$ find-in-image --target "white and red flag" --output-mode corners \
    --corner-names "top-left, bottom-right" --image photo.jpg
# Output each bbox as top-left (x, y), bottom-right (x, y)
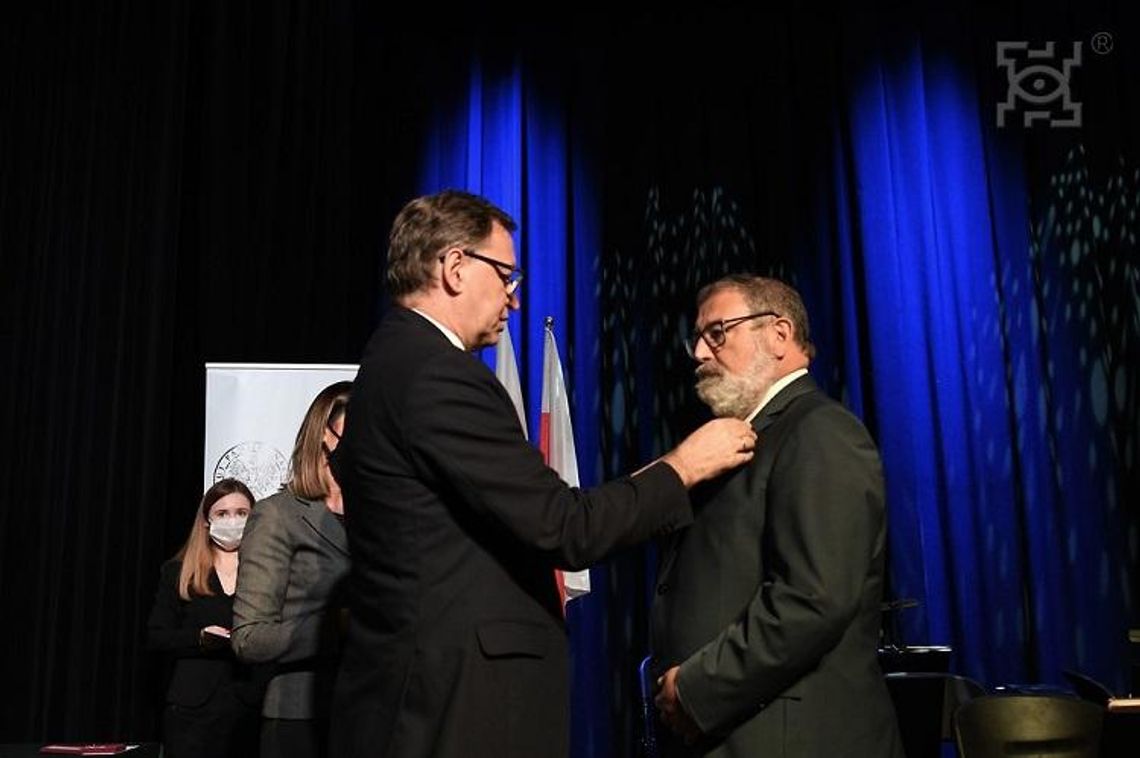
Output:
top-left (494, 324), bottom-right (528, 440)
top-left (539, 318), bottom-right (591, 604)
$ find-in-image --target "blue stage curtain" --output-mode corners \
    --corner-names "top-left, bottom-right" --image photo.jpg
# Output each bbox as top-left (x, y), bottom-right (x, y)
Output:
top-left (414, 15), bottom-right (1138, 758)
top-left (833, 28), bottom-right (1135, 691)
top-left (416, 51), bottom-right (614, 758)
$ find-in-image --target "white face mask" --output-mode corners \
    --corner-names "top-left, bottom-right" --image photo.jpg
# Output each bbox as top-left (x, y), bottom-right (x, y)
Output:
top-left (209, 516), bottom-right (247, 551)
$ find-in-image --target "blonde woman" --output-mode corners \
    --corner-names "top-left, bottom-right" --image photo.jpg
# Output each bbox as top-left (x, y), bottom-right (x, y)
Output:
top-left (147, 478), bottom-right (262, 758)
top-left (232, 381), bottom-right (352, 758)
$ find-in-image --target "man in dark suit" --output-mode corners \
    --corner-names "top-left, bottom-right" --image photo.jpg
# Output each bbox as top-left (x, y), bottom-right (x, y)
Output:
top-left (329, 190), bottom-right (758, 758)
top-left (652, 275), bottom-right (904, 757)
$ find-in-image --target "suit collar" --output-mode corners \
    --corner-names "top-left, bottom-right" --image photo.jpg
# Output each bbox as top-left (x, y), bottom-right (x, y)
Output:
top-left (752, 372), bottom-right (818, 432)
top-left (389, 305), bottom-right (456, 350)
top-left (388, 306), bottom-right (492, 373)
top-left (409, 307), bottom-right (465, 350)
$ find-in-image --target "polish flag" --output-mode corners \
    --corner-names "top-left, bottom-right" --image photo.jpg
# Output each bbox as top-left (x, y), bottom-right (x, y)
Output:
top-left (494, 323), bottom-right (528, 440)
top-left (540, 318), bottom-right (591, 604)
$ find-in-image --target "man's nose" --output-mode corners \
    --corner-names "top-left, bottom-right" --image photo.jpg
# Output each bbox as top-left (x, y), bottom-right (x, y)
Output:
top-left (508, 290), bottom-right (521, 310)
top-left (692, 336), bottom-right (712, 362)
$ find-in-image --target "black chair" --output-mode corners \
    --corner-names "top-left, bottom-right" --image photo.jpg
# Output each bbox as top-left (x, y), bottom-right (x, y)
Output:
top-left (884, 672), bottom-right (985, 758)
top-left (1063, 669), bottom-right (1140, 758)
top-left (1063, 669), bottom-right (1114, 707)
top-left (954, 695), bottom-right (1103, 758)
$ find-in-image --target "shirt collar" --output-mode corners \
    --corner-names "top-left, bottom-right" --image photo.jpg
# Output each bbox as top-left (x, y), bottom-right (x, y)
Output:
top-left (744, 367), bottom-right (809, 423)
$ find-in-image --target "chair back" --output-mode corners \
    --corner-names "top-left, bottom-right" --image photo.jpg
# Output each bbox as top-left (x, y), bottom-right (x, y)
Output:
top-left (885, 672), bottom-right (985, 758)
top-left (1062, 669), bottom-right (1114, 706)
top-left (954, 694), bottom-right (1103, 758)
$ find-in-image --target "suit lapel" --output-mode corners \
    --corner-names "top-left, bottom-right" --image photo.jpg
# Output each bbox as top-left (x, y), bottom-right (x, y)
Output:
top-left (656, 530), bottom-right (685, 587)
top-left (655, 466), bottom-right (733, 586)
top-left (298, 498), bottom-right (349, 555)
top-left (658, 375), bottom-right (819, 585)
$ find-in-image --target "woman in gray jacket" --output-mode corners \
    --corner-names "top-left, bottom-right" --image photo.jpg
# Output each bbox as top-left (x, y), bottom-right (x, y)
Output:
top-left (232, 381), bottom-right (352, 758)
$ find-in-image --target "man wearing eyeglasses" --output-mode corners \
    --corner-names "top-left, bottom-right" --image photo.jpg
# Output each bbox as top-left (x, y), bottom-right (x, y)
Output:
top-left (651, 275), bottom-right (903, 757)
top-left (329, 190), bottom-right (758, 758)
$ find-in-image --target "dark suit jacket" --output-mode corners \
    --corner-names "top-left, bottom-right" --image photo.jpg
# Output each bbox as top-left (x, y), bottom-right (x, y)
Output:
top-left (232, 490), bottom-right (350, 719)
top-left (147, 559), bottom-right (263, 709)
top-left (330, 306), bottom-right (692, 758)
top-left (651, 375), bottom-right (904, 758)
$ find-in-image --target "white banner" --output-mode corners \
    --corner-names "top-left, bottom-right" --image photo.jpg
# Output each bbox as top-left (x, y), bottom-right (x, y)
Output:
top-left (204, 363), bottom-right (358, 501)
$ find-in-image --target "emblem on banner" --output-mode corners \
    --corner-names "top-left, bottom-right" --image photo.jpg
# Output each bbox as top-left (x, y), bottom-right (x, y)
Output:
top-left (213, 441), bottom-right (288, 501)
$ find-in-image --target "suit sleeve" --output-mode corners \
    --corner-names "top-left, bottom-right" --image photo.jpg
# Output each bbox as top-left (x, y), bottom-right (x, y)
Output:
top-left (231, 498), bottom-right (322, 663)
top-left (401, 356), bottom-right (692, 569)
top-left (675, 405), bottom-right (885, 735)
top-left (146, 560), bottom-right (200, 653)
top-left (146, 559), bottom-right (227, 658)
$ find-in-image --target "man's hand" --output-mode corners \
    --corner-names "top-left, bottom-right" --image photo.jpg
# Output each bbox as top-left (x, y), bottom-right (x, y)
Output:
top-left (662, 418), bottom-right (756, 487)
top-left (655, 666), bottom-right (701, 744)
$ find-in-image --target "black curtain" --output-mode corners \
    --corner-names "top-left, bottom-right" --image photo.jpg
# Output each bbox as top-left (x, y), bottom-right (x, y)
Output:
top-left (0, 0), bottom-right (423, 741)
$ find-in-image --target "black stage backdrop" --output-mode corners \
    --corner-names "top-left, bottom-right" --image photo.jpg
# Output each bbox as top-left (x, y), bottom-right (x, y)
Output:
top-left (2, 3), bottom-right (1138, 755)
top-left (0, 0), bottom-right (419, 741)
top-left (0, 2), bottom-right (606, 743)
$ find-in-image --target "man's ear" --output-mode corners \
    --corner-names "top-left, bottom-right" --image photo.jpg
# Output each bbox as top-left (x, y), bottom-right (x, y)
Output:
top-left (770, 317), bottom-right (793, 358)
top-left (439, 248), bottom-right (465, 295)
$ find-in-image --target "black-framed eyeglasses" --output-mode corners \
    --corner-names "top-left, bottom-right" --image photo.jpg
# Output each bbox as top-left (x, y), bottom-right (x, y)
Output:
top-left (685, 311), bottom-right (780, 357)
top-left (462, 249), bottom-right (524, 295)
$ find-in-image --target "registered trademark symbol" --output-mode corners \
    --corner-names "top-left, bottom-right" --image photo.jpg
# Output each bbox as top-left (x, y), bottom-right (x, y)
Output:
top-left (1091, 32), bottom-right (1113, 55)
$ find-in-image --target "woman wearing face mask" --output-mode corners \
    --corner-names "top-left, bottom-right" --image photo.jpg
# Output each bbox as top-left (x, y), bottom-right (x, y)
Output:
top-left (232, 381), bottom-right (352, 758)
top-left (147, 478), bottom-right (263, 758)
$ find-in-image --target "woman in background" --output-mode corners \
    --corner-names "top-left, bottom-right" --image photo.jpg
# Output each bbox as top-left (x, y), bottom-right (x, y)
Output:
top-left (232, 381), bottom-right (352, 758)
top-left (147, 478), bottom-right (262, 758)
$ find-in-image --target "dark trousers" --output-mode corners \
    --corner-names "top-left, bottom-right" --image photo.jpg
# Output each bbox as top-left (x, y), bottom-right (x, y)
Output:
top-left (261, 717), bottom-right (327, 758)
top-left (162, 686), bottom-right (259, 758)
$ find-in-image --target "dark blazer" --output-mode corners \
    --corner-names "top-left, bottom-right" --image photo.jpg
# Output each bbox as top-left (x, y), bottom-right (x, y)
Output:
top-left (147, 559), bottom-right (263, 708)
top-left (651, 374), bottom-right (904, 758)
top-left (231, 490), bottom-right (350, 719)
top-left (330, 306), bottom-right (693, 758)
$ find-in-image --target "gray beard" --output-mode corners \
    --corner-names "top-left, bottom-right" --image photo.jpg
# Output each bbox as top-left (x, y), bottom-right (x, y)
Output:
top-left (695, 366), bottom-right (765, 419)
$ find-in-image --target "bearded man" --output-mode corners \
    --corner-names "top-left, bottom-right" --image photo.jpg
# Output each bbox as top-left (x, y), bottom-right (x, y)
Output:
top-left (650, 275), bottom-right (904, 758)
